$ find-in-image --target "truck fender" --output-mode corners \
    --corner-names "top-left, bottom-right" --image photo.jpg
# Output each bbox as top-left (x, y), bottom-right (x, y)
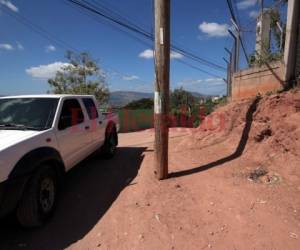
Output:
top-left (0, 148), bottom-right (65, 217)
top-left (9, 147), bottom-right (65, 180)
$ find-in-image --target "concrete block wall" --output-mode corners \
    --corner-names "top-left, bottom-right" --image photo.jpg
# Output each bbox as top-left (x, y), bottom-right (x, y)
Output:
top-left (295, 19), bottom-right (300, 77)
top-left (231, 61), bottom-right (285, 100)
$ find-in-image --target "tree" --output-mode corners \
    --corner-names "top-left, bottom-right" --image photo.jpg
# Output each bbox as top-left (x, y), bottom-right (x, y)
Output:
top-left (170, 87), bottom-right (196, 114)
top-left (48, 51), bottom-right (109, 104)
top-left (123, 98), bottom-right (154, 109)
top-left (169, 87), bottom-right (199, 127)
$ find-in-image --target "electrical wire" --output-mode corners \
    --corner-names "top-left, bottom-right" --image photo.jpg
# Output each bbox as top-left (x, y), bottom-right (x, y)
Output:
top-left (176, 60), bottom-right (224, 79)
top-left (66, 0), bottom-right (226, 72)
top-left (226, 0), bottom-right (250, 65)
top-left (66, 0), bottom-right (224, 78)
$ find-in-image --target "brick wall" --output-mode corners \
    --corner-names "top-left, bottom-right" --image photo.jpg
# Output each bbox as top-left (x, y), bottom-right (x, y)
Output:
top-left (231, 61), bottom-right (285, 100)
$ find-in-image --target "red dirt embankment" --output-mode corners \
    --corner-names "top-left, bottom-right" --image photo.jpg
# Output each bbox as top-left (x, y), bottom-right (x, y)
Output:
top-left (177, 89), bottom-right (300, 184)
top-left (75, 89), bottom-right (300, 250)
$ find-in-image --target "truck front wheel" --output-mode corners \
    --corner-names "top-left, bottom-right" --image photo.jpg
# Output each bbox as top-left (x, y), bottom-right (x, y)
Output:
top-left (17, 164), bottom-right (58, 227)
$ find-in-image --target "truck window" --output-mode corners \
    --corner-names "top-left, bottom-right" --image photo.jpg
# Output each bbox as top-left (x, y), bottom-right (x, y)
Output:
top-left (58, 99), bottom-right (84, 130)
top-left (0, 98), bottom-right (59, 130)
top-left (82, 98), bottom-right (99, 120)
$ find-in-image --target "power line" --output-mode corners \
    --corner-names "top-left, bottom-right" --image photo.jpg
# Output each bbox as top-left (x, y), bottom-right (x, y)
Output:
top-left (171, 45), bottom-right (226, 71)
top-left (66, 0), bottom-right (223, 77)
top-left (150, 0), bottom-right (155, 46)
top-left (232, 0), bottom-right (241, 26)
top-left (64, 0), bottom-right (226, 77)
top-left (226, 0), bottom-right (250, 65)
top-left (68, 0), bottom-right (153, 39)
top-left (176, 60), bottom-right (224, 79)
top-left (114, 0), bottom-right (226, 71)
top-left (90, 0), bottom-right (225, 79)
top-left (239, 36), bottom-right (250, 64)
top-left (91, 0), bottom-right (153, 36)
top-left (1, 0), bottom-right (225, 82)
top-left (66, 0), bottom-right (226, 72)
top-left (64, 0), bottom-right (153, 49)
top-left (226, 0), bottom-right (237, 24)
top-left (0, 5), bottom-right (78, 53)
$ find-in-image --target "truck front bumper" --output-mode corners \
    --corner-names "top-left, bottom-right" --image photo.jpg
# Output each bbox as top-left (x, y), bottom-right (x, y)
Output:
top-left (0, 176), bottom-right (29, 219)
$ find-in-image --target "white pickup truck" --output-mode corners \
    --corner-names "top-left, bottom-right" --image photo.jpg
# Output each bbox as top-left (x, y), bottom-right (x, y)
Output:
top-left (0, 95), bottom-right (119, 227)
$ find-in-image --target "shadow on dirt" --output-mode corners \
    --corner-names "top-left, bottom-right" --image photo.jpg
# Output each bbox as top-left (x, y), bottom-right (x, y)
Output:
top-left (169, 97), bottom-right (260, 178)
top-left (0, 147), bottom-right (145, 250)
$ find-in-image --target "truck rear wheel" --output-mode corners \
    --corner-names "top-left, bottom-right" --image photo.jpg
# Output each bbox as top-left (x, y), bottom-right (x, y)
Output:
top-left (102, 126), bottom-right (118, 159)
top-left (17, 164), bottom-right (58, 227)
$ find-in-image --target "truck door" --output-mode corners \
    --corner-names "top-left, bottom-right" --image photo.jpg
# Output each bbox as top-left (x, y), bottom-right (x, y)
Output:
top-left (55, 98), bottom-right (92, 170)
top-left (82, 97), bottom-right (105, 150)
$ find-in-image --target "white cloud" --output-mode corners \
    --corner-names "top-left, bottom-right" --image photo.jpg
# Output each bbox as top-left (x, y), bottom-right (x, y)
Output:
top-left (249, 10), bottom-right (259, 18)
top-left (177, 78), bottom-right (226, 95)
top-left (206, 78), bottom-right (223, 83)
top-left (198, 22), bottom-right (229, 37)
top-left (122, 75), bottom-right (139, 81)
top-left (139, 49), bottom-right (183, 59)
top-left (178, 78), bottom-right (224, 86)
top-left (170, 51), bottom-right (184, 59)
top-left (16, 42), bottom-right (24, 50)
top-left (237, 0), bottom-right (257, 10)
top-left (183, 79), bottom-right (203, 85)
top-left (0, 0), bottom-right (18, 12)
top-left (26, 62), bottom-right (70, 79)
top-left (0, 43), bottom-right (14, 50)
top-left (139, 49), bottom-right (154, 59)
top-left (45, 45), bottom-right (56, 52)
top-left (0, 42), bottom-right (24, 51)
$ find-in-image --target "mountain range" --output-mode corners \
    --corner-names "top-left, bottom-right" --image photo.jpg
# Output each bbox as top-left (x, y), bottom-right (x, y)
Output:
top-left (109, 91), bottom-right (210, 107)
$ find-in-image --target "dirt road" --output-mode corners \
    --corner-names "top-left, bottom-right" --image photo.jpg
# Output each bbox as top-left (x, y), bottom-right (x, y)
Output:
top-left (0, 130), bottom-right (299, 250)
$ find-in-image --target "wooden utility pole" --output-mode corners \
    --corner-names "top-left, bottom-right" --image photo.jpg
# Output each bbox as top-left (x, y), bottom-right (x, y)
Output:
top-left (154, 0), bottom-right (170, 180)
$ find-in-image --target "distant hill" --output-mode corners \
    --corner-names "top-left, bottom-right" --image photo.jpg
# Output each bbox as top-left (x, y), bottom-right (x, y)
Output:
top-left (109, 91), bottom-right (153, 107)
top-left (109, 91), bottom-right (210, 107)
top-left (189, 91), bottom-right (211, 99)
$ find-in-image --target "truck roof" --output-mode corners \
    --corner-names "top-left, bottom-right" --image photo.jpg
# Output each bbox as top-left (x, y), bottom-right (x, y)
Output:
top-left (0, 94), bottom-right (95, 99)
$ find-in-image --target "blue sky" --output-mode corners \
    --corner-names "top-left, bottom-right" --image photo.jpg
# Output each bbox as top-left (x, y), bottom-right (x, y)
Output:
top-left (0, 0), bottom-right (273, 96)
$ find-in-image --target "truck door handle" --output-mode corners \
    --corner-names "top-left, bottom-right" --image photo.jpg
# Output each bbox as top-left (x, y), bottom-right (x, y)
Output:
top-left (85, 126), bottom-right (90, 130)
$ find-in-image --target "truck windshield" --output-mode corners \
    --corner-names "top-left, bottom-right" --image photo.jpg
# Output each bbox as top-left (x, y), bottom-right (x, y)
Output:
top-left (0, 98), bottom-right (59, 131)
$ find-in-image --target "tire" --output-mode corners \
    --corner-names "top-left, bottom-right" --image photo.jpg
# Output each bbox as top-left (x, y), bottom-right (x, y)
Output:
top-left (102, 127), bottom-right (118, 159)
top-left (17, 164), bottom-right (58, 227)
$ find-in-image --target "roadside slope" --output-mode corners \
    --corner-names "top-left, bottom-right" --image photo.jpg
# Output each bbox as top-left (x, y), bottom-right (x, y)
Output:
top-left (71, 89), bottom-right (300, 249)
